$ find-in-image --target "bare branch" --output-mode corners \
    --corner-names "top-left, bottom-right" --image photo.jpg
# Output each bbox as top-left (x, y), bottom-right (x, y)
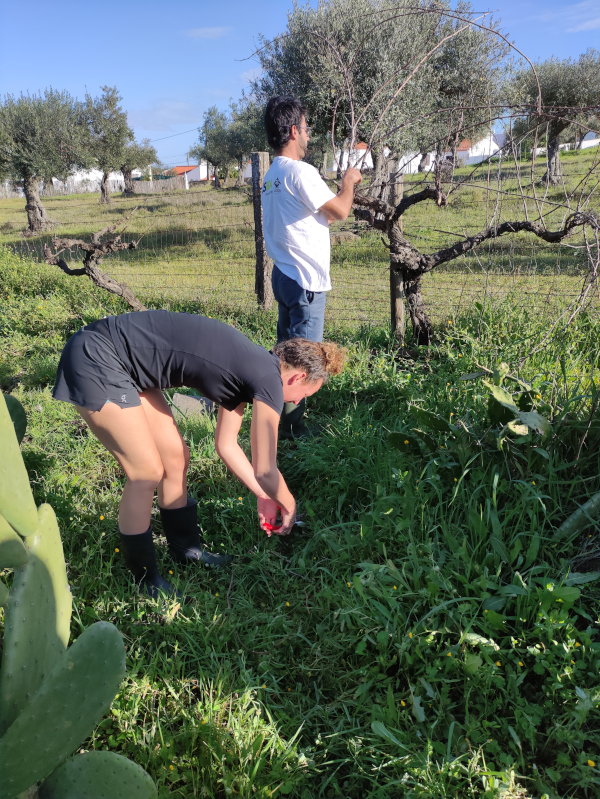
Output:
top-left (43, 228), bottom-right (146, 311)
top-left (424, 212), bottom-right (600, 272)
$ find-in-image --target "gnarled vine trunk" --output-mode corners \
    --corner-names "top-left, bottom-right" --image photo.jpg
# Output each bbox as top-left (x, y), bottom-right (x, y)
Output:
top-left (23, 175), bottom-right (53, 233)
top-left (388, 223), bottom-right (433, 345)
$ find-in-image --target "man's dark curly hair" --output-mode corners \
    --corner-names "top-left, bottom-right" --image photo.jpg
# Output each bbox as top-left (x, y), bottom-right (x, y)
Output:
top-left (264, 96), bottom-right (307, 151)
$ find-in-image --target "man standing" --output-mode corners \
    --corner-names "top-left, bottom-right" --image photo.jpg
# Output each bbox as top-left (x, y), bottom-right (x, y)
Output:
top-left (262, 95), bottom-right (361, 438)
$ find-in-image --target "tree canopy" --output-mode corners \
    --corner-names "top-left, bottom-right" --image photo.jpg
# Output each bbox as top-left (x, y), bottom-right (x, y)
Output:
top-left (189, 103), bottom-right (267, 187)
top-left (512, 49), bottom-right (600, 183)
top-left (120, 139), bottom-right (158, 195)
top-left (0, 89), bottom-right (89, 231)
top-left (188, 107), bottom-right (231, 188)
top-left (252, 0), bottom-right (507, 178)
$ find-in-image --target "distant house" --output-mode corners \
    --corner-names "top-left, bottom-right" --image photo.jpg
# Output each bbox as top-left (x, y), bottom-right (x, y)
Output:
top-left (442, 132), bottom-right (502, 166)
top-left (168, 163), bottom-right (211, 181)
top-left (329, 132), bottom-right (503, 177)
top-left (580, 131), bottom-right (600, 150)
top-left (333, 142), bottom-right (374, 171)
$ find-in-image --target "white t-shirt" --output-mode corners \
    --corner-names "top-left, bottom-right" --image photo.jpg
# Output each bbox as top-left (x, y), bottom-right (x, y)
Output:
top-left (261, 156), bottom-right (336, 292)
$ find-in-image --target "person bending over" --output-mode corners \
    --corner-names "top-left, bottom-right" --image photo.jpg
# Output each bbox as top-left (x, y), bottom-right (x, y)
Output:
top-left (53, 309), bottom-right (345, 596)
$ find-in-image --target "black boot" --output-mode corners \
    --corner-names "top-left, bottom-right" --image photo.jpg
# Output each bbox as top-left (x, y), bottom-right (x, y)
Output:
top-left (159, 499), bottom-right (232, 567)
top-left (119, 528), bottom-right (177, 599)
top-left (279, 399), bottom-right (312, 440)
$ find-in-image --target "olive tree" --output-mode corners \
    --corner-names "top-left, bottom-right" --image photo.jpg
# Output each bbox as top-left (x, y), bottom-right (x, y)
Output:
top-left (0, 89), bottom-right (89, 233)
top-left (188, 107), bottom-right (231, 188)
top-left (227, 99), bottom-right (268, 187)
top-left (83, 86), bottom-right (133, 203)
top-left (512, 49), bottom-right (600, 184)
top-left (120, 139), bottom-right (158, 195)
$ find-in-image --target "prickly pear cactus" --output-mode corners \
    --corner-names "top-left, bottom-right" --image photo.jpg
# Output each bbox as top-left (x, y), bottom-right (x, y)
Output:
top-left (39, 751), bottom-right (157, 799)
top-left (2, 393), bottom-right (27, 444)
top-left (0, 396), bottom-right (157, 799)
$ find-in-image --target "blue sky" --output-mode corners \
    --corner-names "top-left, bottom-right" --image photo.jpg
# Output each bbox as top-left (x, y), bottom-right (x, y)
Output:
top-left (1, 1), bottom-right (599, 167)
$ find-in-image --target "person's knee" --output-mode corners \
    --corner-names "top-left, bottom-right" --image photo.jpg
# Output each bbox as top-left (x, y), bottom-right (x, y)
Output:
top-left (161, 441), bottom-right (190, 480)
top-left (125, 463), bottom-right (165, 490)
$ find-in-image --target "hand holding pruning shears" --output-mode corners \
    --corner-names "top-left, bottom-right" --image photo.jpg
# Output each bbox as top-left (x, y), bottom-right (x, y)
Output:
top-left (257, 496), bottom-right (296, 536)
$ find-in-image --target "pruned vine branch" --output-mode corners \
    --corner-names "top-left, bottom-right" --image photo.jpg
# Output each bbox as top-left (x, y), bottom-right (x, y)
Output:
top-left (425, 211), bottom-right (600, 273)
top-left (43, 220), bottom-right (146, 311)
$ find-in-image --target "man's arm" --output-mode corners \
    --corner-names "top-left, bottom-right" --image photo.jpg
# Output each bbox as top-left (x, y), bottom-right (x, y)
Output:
top-left (319, 167), bottom-right (362, 221)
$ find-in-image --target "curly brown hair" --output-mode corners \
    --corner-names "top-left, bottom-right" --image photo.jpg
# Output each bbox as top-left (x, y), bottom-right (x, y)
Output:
top-left (273, 339), bottom-right (346, 382)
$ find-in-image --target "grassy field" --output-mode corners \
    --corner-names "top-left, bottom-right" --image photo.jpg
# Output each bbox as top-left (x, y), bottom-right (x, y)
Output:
top-left (0, 147), bottom-right (598, 332)
top-left (1, 150), bottom-right (599, 798)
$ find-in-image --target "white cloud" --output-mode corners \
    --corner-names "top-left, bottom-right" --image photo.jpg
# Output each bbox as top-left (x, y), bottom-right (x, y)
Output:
top-left (567, 15), bottom-right (600, 31)
top-left (185, 26), bottom-right (231, 39)
top-left (538, 1), bottom-right (600, 33)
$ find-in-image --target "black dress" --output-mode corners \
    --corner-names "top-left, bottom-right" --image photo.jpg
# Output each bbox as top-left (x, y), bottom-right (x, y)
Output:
top-left (53, 310), bottom-right (284, 413)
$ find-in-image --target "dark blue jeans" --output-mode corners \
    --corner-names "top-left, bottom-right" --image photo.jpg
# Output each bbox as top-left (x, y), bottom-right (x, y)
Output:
top-left (272, 265), bottom-right (327, 343)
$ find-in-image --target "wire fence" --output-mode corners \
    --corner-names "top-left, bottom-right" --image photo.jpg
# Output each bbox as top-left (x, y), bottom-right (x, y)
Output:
top-left (2, 168), bottom-right (599, 334)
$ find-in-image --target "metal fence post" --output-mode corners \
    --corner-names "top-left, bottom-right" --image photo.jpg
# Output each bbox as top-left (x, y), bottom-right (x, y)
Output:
top-left (251, 152), bottom-right (274, 309)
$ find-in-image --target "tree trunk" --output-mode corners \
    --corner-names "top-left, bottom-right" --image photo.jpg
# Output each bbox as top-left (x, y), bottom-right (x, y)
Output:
top-left (372, 147), bottom-right (389, 191)
top-left (235, 158), bottom-right (246, 188)
top-left (388, 222), bottom-right (434, 346)
top-left (318, 146), bottom-right (328, 178)
top-left (417, 150), bottom-right (431, 172)
top-left (23, 175), bottom-right (54, 233)
top-left (86, 263), bottom-right (145, 310)
top-left (100, 171), bottom-right (111, 203)
top-left (122, 168), bottom-right (135, 195)
top-left (403, 273), bottom-right (433, 345)
top-left (543, 133), bottom-right (562, 185)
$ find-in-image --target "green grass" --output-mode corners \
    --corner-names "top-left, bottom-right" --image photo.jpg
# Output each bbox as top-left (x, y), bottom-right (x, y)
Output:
top-left (1, 148), bottom-right (598, 333)
top-left (1, 244), bottom-right (600, 798)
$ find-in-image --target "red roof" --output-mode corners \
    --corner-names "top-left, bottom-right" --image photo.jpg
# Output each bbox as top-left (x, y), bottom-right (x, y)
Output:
top-left (171, 166), bottom-right (196, 175)
top-left (456, 140), bottom-right (472, 151)
top-left (355, 142), bottom-right (369, 150)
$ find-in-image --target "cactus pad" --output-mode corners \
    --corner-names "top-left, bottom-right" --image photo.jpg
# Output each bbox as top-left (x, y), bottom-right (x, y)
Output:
top-left (0, 513), bottom-right (28, 569)
top-left (0, 395), bottom-right (37, 537)
top-left (40, 750), bottom-right (158, 799)
top-left (0, 505), bottom-right (72, 735)
top-left (0, 622), bottom-right (126, 799)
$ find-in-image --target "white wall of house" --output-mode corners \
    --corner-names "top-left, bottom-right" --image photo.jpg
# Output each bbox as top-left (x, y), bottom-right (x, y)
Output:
top-left (51, 168), bottom-right (126, 192)
top-left (444, 133), bottom-right (500, 166)
top-left (333, 146), bottom-right (374, 171)
top-left (580, 131), bottom-right (600, 150)
top-left (186, 163), bottom-right (210, 181)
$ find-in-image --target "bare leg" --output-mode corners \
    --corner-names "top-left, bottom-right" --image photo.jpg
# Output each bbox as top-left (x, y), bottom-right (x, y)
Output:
top-left (77, 400), bottom-right (167, 534)
top-left (139, 390), bottom-right (190, 509)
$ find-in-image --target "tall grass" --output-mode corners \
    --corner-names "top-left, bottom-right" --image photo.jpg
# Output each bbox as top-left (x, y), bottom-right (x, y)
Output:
top-left (1, 243), bottom-right (599, 798)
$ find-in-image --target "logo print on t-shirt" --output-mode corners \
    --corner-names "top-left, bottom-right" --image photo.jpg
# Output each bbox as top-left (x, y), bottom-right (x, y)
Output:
top-left (274, 178), bottom-right (281, 188)
top-left (120, 394), bottom-right (127, 403)
top-left (263, 180), bottom-right (272, 193)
